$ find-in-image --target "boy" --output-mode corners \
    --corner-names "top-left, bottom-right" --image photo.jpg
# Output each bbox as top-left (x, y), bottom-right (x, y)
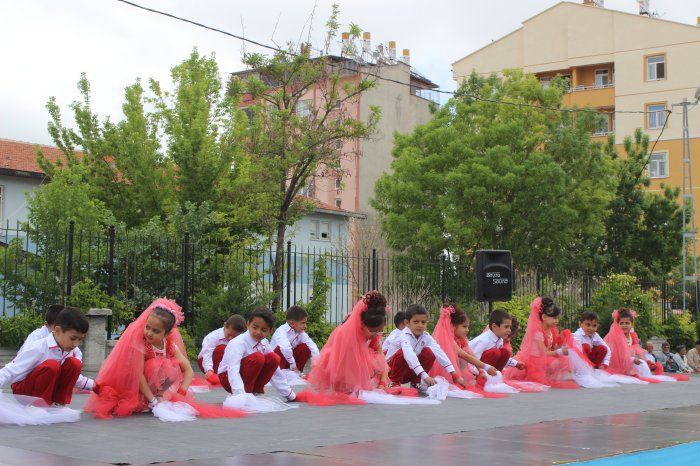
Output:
top-left (0, 307), bottom-right (89, 406)
top-left (470, 309), bottom-right (525, 373)
top-left (271, 306), bottom-right (320, 373)
top-left (218, 307), bottom-right (296, 401)
top-left (198, 314), bottom-right (246, 384)
top-left (382, 311), bottom-right (406, 353)
top-left (385, 304), bottom-right (464, 388)
top-left (572, 311), bottom-right (610, 369)
top-left (17, 304), bottom-right (64, 355)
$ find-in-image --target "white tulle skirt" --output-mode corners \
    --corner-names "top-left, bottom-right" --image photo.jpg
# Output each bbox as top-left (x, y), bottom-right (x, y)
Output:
top-left (0, 393), bottom-right (81, 426)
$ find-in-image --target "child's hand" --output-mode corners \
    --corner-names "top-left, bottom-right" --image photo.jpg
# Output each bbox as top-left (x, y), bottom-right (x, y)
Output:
top-left (560, 347), bottom-right (569, 356)
top-left (92, 382), bottom-right (101, 394)
top-left (515, 362), bottom-right (526, 370)
top-left (487, 366), bottom-right (498, 376)
top-left (599, 364), bottom-right (608, 370)
top-left (649, 363), bottom-right (657, 371)
top-left (633, 357), bottom-right (642, 365)
top-left (453, 376), bottom-right (466, 388)
top-left (423, 376), bottom-right (437, 386)
top-left (205, 370), bottom-right (220, 385)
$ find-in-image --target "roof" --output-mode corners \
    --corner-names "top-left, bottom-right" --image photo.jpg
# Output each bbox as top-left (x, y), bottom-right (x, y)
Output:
top-left (0, 138), bottom-right (69, 179)
top-left (299, 196), bottom-right (367, 219)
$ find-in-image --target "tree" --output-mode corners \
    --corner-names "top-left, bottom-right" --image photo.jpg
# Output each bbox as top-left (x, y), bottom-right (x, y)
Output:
top-left (372, 70), bottom-right (616, 271)
top-left (601, 128), bottom-right (683, 281)
top-left (227, 6), bottom-right (380, 310)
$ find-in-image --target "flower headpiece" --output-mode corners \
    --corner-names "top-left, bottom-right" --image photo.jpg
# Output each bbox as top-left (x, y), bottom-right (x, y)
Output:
top-left (612, 308), bottom-right (637, 323)
top-left (440, 303), bottom-right (456, 317)
top-left (147, 297), bottom-right (184, 326)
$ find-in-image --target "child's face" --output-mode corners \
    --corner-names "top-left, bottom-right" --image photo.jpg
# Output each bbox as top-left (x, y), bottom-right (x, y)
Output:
top-left (407, 313), bottom-right (429, 337)
top-left (223, 325), bottom-right (240, 341)
top-left (541, 314), bottom-right (559, 329)
top-left (491, 319), bottom-right (512, 339)
top-left (53, 326), bottom-right (85, 352)
top-left (247, 316), bottom-right (271, 342)
top-left (397, 321), bottom-right (406, 330)
top-left (579, 319), bottom-right (599, 337)
top-left (361, 323), bottom-right (385, 340)
top-left (453, 320), bottom-right (470, 340)
top-left (44, 321), bottom-right (55, 330)
top-left (289, 317), bottom-right (308, 333)
top-left (618, 317), bottom-right (633, 335)
top-left (505, 327), bottom-right (519, 343)
top-left (144, 314), bottom-right (168, 347)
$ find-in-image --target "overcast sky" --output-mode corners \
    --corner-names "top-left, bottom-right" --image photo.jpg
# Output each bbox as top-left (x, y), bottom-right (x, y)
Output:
top-left (1, 0), bottom-right (697, 146)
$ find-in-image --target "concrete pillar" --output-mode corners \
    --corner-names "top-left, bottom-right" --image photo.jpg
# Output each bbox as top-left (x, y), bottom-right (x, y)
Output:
top-left (83, 308), bottom-right (112, 372)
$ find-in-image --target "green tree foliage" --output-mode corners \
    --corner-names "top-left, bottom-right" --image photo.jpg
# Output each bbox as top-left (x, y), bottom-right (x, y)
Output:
top-left (372, 71), bottom-right (616, 271)
top-left (227, 6), bottom-right (379, 310)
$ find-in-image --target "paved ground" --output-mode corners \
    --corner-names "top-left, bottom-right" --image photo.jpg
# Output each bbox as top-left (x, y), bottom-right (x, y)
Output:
top-left (1, 376), bottom-right (699, 465)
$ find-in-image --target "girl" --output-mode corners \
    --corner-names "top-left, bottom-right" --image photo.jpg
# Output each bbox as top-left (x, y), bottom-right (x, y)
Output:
top-left (307, 291), bottom-right (390, 394)
top-left (603, 308), bottom-right (686, 383)
top-left (85, 298), bottom-right (245, 419)
top-left (503, 297), bottom-right (578, 389)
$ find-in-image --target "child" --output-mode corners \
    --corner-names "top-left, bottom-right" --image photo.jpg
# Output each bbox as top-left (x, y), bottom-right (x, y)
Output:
top-left (85, 298), bottom-right (196, 418)
top-left (503, 317), bottom-right (520, 354)
top-left (382, 311), bottom-right (406, 354)
top-left (0, 307), bottom-right (89, 406)
top-left (572, 311), bottom-right (610, 369)
top-left (308, 291), bottom-right (390, 394)
top-left (17, 304), bottom-right (64, 355)
top-left (504, 297), bottom-right (578, 389)
top-left (218, 308), bottom-right (296, 401)
top-left (470, 309), bottom-right (525, 373)
top-left (198, 314), bottom-right (246, 384)
top-left (271, 306), bottom-right (320, 373)
top-left (385, 304), bottom-right (464, 388)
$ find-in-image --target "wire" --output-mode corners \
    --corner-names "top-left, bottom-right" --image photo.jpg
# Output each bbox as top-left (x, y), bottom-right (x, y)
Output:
top-left (116, 0), bottom-right (655, 117)
top-left (633, 109), bottom-right (672, 186)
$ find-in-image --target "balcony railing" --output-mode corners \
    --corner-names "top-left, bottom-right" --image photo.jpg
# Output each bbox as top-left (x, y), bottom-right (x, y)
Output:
top-left (566, 82), bottom-right (615, 93)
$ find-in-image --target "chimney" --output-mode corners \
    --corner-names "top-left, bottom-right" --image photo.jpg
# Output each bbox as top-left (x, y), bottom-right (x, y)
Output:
top-left (402, 49), bottom-right (410, 65)
top-left (362, 32), bottom-right (371, 53)
top-left (697, 16), bottom-right (700, 26)
top-left (388, 41), bottom-right (396, 60)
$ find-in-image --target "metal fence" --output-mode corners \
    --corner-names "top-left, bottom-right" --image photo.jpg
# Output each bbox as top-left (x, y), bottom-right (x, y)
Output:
top-left (0, 223), bottom-right (694, 335)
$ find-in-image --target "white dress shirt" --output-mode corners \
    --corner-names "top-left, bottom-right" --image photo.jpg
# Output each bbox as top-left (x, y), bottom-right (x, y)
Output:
top-left (385, 327), bottom-right (455, 380)
top-left (573, 328), bottom-right (611, 366)
top-left (0, 334), bottom-right (86, 388)
top-left (197, 327), bottom-right (230, 372)
top-left (270, 323), bottom-right (320, 369)
top-left (18, 326), bottom-right (51, 355)
top-left (382, 328), bottom-right (402, 353)
top-left (469, 329), bottom-right (519, 368)
top-left (218, 331), bottom-right (295, 400)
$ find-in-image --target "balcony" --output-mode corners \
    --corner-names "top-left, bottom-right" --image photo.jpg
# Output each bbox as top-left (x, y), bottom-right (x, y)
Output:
top-left (561, 83), bottom-right (615, 108)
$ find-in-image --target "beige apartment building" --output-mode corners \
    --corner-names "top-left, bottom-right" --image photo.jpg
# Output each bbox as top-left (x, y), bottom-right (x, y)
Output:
top-left (452, 1), bottom-right (700, 208)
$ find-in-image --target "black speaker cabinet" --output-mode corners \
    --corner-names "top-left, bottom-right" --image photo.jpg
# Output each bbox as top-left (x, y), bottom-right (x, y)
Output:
top-left (475, 250), bottom-right (513, 302)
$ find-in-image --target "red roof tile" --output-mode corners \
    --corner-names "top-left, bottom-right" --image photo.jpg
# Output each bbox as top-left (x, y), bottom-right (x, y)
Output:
top-left (0, 138), bottom-right (74, 175)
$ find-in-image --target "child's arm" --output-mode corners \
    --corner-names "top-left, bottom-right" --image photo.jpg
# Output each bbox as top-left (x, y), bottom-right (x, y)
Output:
top-left (268, 363), bottom-right (296, 401)
top-left (173, 345), bottom-right (194, 392)
top-left (301, 331), bottom-right (320, 360)
top-left (272, 327), bottom-right (297, 370)
top-left (199, 331), bottom-right (218, 375)
top-left (398, 336), bottom-right (436, 386)
top-left (454, 343), bottom-right (497, 376)
top-left (0, 347), bottom-right (43, 389)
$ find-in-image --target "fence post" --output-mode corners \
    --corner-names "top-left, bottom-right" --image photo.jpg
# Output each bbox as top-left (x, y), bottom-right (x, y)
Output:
top-left (372, 249), bottom-right (378, 290)
top-left (440, 254), bottom-right (446, 303)
top-left (106, 225), bottom-right (115, 340)
top-left (286, 241), bottom-right (292, 309)
top-left (536, 269), bottom-right (542, 295)
top-left (182, 232), bottom-right (190, 324)
top-left (66, 220), bottom-right (75, 296)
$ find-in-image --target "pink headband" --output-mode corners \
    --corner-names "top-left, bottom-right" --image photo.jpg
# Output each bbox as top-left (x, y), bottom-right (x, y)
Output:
top-left (149, 298), bottom-right (184, 326)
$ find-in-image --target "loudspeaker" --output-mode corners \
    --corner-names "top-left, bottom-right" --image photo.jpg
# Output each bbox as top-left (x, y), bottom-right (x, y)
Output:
top-left (475, 250), bottom-right (513, 302)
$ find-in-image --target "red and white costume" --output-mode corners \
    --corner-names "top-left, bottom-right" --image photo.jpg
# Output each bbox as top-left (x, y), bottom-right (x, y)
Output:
top-left (382, 328), bottom-right (402, 354)
top-left (197, 327), bottom-right (229, 374)
top-left (385, 327), bottom-right (454, 384)
top-left (572, 328), bottom-right (610, 368)
top-left (270, 323), bottom-right (320, 371)
top-left (469, 329), bottom-right (520, 372)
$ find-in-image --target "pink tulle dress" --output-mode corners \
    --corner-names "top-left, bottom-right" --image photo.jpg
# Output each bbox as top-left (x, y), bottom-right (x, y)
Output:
top-left (503, 297), bottom-right (578, 389)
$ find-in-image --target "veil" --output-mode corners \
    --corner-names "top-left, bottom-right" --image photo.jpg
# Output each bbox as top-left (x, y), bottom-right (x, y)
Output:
top-left (429, 305), bottom-right (474, 383)
top-left (603, 309), bottom-right (634, 376)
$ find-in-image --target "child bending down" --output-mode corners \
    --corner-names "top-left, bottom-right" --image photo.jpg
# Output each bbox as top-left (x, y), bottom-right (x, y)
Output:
top-left (198, 314), bottom-right (246, 384)
top-left (470, 309), bottom-right (525, 373)
top-left (573, 311), bottom-right (610, 369)
top-left (218, 308), bottom-right (296, 401)
top-left (382, 312), bottom-right (406, 354)
top-left (85, 298), bottom-right (194, 418)
top-left (270, 306), bottom-right (320, 374)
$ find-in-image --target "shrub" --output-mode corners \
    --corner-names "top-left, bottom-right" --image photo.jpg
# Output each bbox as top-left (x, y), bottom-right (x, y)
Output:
top-left (177, 326), bottom-right (200, 361)
top-left (65, 279), bottom-right (132, 333)
top-left (660, 313), bottom-right (696, 349)
top-left (0, 313), bottom-right (43, 349)
top-left (491, 294), bottom-right (537, 354)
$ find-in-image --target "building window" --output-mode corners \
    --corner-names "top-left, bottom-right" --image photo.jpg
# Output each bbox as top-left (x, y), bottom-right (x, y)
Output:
top-left (594, 69), bottom-right (609, 87)
top-left (310, 220), bottom-right (318, 239)
top-left (299, 178), bottom-right (314, 197)
top-left (0, 185), bottom-right (3, 223)
top-left (646, 103), bottom-right (667, 129)
top-left (648, 152), bottom-right (668, 178)
top-left (334, 198), bottom-right (342, 208)
top-left (335, 177), bottom-right (342, 191)
top-left (319, 222), bottom-right (330, 240)
top-left (594, 115), bottom-right (609, 136)
top-left (540, 77), bottom-right (551, 89)
top-left (646, 54), bottom-right (665, 81)
top-left (295, 99), bottom-right (313, 118)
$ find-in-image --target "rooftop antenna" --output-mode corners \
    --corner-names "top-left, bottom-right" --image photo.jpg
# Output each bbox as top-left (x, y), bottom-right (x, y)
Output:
top-left (637, 0), bottom-right (650, 16)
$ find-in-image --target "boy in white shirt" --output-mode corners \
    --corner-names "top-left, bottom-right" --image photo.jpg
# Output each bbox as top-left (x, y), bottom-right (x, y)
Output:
top-left (18, 304), bottom-right (64, 355)
top-left (470, 309), bottom-right (525, 373)
top-left (218, 308), bottom-right (296, 401)
top-left (0, 307), bottom-right (90, 406)
top-left (198, 314), bottom-right (246, 384)
top-left (573, 311), bottom-right (610, 369)
top-left (385, 304), bottom-right (465, 388)
top-left (271, 306), bottom-right (319, 373)
top-left (382, 312), bottom-right (406, 354)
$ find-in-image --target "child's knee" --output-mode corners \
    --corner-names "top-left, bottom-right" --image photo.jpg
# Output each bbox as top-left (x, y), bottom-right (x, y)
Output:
top-left (264, 352), bottom-right (280, 367)
top-left (63, 357), bottom-right (82, 371)
top-left (38, 359), bottom-right (61, 375)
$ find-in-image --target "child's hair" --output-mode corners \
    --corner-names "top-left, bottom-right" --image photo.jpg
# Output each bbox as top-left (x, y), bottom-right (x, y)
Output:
top-left (286, 306), bottom-right (308, 322)
top-left (509, 317), bottom-right (520, 334)
top-left (45, 304), bottom-right (64, 326)
top-left (55, 307), bottom-right (89, 334)
top-left (150, 307), bottom-right (177, 333)
top-left (405, 303), bottom-right (428, 321)
top-left (579, 311), bottom-right (599, 323)
top-left (617, 307), bottom-right (635, 322)
top-left (540, 297), bottom-right (561, 320)
top-left (489, 309), bottom-right (512, 327)
top-left (448, 303), bottom-right (469, 326)
top-left (676, 344), bottom-right (686, 352)
top-left (225, 314), bottom-right (247, 333)
top-left (361, 291), bottom-right (387, 328)
top-left (249, 307), bottom-right (275, 329)
top-left (393, 311), bottom-right (406, 327)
